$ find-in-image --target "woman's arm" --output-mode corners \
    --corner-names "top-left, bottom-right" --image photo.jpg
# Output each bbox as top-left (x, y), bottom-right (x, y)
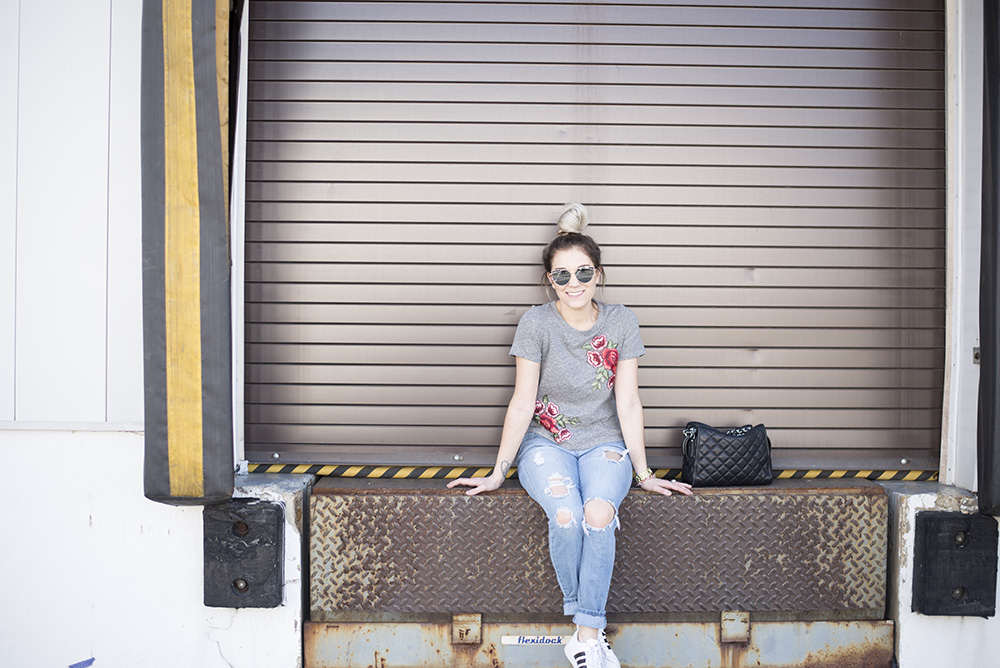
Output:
top-left (447, 356), bottom-right (540, 496)
top-left (615, 357), bottom-right (692, 497)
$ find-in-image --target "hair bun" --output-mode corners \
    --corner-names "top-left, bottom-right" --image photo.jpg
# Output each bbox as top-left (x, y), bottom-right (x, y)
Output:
top-left (556, 202), bottom-right (590, 236)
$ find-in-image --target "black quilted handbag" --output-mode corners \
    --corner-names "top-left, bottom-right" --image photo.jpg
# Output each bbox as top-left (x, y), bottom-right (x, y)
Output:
top-left (680, 421), bottom-right (773, 487)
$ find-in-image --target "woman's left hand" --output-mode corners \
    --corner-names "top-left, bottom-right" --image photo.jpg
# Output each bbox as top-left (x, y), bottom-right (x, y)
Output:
top-left (639, 476), bottom-right (693, 496)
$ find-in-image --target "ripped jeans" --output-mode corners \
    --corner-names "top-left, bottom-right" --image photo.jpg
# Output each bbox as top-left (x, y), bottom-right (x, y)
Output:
top-left (516, 434), bottom-right (633, 630)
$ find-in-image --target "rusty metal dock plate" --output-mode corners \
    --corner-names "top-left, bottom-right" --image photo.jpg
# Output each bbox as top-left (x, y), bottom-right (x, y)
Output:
top-left (310, 478), bottom-right (887, 621)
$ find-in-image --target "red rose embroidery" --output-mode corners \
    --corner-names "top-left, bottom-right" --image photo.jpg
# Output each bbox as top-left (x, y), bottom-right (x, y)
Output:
top-left (533, 395), bottom-right (580, 442)
top-left (582, 334), bottom-right (620, 391)
top-left (602, 347), bottom-right (619, 371)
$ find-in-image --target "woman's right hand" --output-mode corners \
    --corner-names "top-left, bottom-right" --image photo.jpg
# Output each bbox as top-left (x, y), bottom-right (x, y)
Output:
top-left (447, 472), bottom-right (504, 496)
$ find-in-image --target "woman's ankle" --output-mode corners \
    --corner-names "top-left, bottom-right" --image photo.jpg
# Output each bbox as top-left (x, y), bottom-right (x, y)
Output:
top-left (577, 626), bottom-right (599, 642)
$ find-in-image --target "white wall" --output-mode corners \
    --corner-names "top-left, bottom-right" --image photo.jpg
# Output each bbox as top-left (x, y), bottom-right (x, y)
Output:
top-left (107, 0), bottom-right (146, 424)
top-left (2, 0), bottom-right (143, 426)
top-left (0, 429), bottom-right (307, 668)
top-left (0, 0), bottom-right (20, 420)
top-left (0, 2), bottom-right (304, 667)
top-left (15, 0), bottom-right (111, 421)
top-left (942, 0), bottom-right (984, 491)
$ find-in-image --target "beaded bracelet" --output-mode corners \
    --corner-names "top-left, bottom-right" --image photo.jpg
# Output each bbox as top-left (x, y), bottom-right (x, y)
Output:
top-left (634, 467), bottom-right (655, 485)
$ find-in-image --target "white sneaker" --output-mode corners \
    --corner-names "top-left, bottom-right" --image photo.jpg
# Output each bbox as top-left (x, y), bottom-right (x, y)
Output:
top-left (599, 630), bottom-right (621, 668)
top-left (564, 630), bottom-right (605, 668)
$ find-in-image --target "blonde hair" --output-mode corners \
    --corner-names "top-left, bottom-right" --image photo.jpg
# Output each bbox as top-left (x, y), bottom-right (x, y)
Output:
top-left (556, 202), bottom-right (590, 236)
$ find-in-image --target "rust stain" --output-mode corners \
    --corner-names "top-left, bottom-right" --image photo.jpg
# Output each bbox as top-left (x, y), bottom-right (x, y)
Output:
top-left (452, 641), bottom-right (485, 668)
top-left (485, 642), bottom-right (501, 668)
top-left (720, 642), bottom-right (748, 668)
top-left (305, 620), bottom-right (893, 668)
top-left (800, 641), bottom-right (893, 668)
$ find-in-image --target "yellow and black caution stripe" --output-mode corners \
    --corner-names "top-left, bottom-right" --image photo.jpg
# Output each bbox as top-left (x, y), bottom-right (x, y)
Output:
top-left (249, 463), bottom-right (938, 482)
top-left (249, 464), bottom-right (504, 479)
top-left (141, 0), bottom-right (233, 505)
top-left (773, 469), bottom-right (938, 482)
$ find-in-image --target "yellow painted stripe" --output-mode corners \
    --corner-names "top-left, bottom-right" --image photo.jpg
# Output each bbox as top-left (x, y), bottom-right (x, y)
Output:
top-left (245, 463), bottom-right (940, 483)
top-left (163, 0), bottom-right (203, 498)
top-left (215, 0), bottom-right (230, 210)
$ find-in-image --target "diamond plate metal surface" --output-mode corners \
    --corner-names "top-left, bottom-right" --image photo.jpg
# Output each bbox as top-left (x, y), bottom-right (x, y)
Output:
top-left (310, 479), bottom-right (887, 621)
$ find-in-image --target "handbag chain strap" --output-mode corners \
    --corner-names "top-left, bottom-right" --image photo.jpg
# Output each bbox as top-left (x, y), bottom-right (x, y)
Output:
top-left (681, 427), bottom-right (696, 456)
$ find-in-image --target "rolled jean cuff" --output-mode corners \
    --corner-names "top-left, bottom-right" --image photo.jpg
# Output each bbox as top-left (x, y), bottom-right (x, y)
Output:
top-left (572, 609), bottom-right (606, 630)
top-left (563, 599), bottom-right (578, 617)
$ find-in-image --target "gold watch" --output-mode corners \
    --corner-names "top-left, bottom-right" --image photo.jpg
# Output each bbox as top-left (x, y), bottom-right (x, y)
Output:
top-left (634, 467), bottom-right (655, 485)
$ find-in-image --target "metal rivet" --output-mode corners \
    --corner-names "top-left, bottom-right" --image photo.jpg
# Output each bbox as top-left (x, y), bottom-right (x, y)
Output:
top-left (272, 452), bottom-right (280, 460)
top-left (900, 458), bottom-right (908, 465)
top-left (951, 586), bottom-right (966, 600)
top-left (234, 578), bottom-right (250, 594)
top-left (955, 531), bottom-right (967, 547)
top-left (453, 454), bottom-right (464, 461)
top-left (234, 521), bottom-right (250, 537)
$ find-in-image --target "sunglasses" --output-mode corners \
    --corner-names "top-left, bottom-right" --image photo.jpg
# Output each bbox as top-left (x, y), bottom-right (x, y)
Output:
top-left (549, 266), bottom-right (596, 286)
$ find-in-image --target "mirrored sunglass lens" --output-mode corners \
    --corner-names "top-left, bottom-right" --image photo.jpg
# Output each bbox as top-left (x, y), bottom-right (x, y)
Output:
top-left (576, 267), bottom-right (595, 283)
top-left (551, 270), bottom-right (571, 285)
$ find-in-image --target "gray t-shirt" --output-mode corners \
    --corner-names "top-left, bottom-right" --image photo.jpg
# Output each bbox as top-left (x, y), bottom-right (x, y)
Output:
top-left (509, 301), bottom-right (646, 451)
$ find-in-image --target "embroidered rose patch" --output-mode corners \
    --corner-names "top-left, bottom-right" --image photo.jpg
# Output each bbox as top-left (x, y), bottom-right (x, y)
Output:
top-left (582, 334), bottom-right (618, 390)
top-left (534, 396), bottom-right (579, 444)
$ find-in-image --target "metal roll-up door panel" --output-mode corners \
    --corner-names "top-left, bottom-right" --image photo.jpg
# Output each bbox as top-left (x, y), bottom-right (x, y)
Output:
top-left (245, 0), bottom-right (946, 471)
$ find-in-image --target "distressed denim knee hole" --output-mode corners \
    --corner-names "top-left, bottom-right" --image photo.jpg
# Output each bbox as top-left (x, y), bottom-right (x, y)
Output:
top-left (556, 507), bottom-right (575, 528)
top-left (603, 449), bottom-right (626, 463)
top-left (583, 498), bottom-right (617, 532)
top-left (545, 474), bottom-right (571, 498)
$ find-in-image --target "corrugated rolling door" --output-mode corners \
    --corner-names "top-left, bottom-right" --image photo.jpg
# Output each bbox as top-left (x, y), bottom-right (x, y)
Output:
top-left (244, 0), bottom-right (945, 471)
